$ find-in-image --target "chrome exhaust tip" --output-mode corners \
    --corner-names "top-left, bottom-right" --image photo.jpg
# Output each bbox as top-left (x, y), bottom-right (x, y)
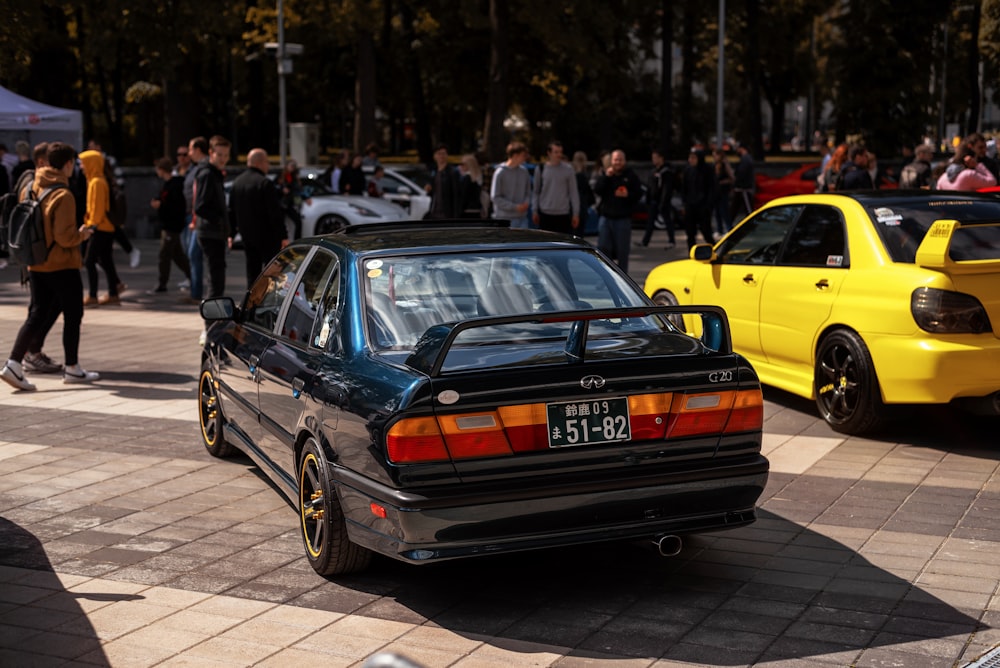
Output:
top-left (652, 534), bottom-right (683, 557)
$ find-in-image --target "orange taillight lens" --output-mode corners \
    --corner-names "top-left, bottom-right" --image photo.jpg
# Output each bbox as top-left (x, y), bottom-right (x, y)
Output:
top-left (723, 388), bottom-right (764, 433)
top-left (667, 391), bottom-right (735, 438)
top-left (436, 412), bottom-right (513, 458)
top-left (386, 417), bottom-right (449, 463)
top-left (627, 393), bottom-right (673, 440)
top-left (497, 403), bottom-right (548, 452)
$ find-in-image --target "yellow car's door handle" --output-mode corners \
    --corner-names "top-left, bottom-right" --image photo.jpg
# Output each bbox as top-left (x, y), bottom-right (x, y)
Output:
top-left (742, 273), bottom-right (756, 285)
top-left (815, 279), bottom-right (830, 290)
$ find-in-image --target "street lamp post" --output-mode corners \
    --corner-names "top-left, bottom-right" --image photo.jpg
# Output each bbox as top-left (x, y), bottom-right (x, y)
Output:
top-left (717, 0), bottom-right (725, 149)
top-left (269, 0), bottom-right (301, 167)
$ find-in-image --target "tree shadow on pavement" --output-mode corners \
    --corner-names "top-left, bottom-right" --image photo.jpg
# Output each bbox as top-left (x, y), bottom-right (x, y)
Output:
top-left (0, 517), bottom-right (113, 666)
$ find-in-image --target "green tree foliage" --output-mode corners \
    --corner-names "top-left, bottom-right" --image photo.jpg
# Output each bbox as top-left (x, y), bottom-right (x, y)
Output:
top-left (0, 0), bottom-right (993, 165)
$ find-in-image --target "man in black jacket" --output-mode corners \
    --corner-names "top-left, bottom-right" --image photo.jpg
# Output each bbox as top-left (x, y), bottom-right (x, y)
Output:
top-left (149, 157), bottom-right (191, 293)
top-left (593, 149), bottom-right (642, 272)
top-left (194, 135), bottom-right (231, 299)
top-left (230, 148), bottom-right (287, 288)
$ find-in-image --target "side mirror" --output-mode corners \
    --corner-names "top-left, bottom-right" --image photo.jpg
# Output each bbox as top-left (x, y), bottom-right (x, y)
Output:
top-left (200, 297), bottom-right (236, 321)
top-left (396, 185), bottom-right (413, 196)
top-left (692, 244), bottom-right (715, 261)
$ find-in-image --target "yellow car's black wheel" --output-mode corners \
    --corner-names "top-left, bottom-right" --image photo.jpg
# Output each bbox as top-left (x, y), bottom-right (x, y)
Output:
top-left (199, 364), bottom-right (236, 458)
top-left (298, 438), bottom-right (372, 576)
top-left (815, 329), bottom-right (884, 435)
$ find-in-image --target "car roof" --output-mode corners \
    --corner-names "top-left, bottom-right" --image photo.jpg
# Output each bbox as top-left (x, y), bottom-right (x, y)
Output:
top-left (302, 221), bottom-right (595, 255)
top-left (799, 190), bottom-right (1000, 206)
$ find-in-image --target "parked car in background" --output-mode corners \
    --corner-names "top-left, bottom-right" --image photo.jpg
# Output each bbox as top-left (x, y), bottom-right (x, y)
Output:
top-left (754, 163), bottom-right (822, 208)
top-left (198, 221), bottom-right (768, 575)
top-left (363, 165), bottom-right (432, 220)
top-left (298, 176), bottom-right (408, 235)
top-left (644, 191), bottom-right (1000, 435)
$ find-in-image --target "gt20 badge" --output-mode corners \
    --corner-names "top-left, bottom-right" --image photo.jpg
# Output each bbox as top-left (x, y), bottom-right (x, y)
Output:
top-left (708, 370), bottom-right (733, 383)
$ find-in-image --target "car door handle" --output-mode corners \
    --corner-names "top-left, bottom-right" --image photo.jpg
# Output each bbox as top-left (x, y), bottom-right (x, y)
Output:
top-left (292, 377), bottom-right (305, 399)
top-left (815, 279), bottom-right (830, 290)
top-left (742, 273), bottom-right (756, 285)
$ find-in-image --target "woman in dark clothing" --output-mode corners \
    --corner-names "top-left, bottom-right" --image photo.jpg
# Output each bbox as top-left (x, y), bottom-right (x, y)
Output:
top-left (680, 149), bottom-right (715, 249)
top-left (339, 153), bottom-right (366, 195)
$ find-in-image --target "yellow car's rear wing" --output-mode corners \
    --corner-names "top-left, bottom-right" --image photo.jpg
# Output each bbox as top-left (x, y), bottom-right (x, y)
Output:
top-left (915, 219), bottom-right (1000, 275)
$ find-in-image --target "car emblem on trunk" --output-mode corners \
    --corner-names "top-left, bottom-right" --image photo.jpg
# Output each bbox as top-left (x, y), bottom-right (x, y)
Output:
top-left (580, 375), bottom-right (606, 389)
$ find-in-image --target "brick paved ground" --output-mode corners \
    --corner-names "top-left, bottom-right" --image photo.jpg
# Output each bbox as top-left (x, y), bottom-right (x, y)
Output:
top-left (0, 234), bottom-right (998, 667)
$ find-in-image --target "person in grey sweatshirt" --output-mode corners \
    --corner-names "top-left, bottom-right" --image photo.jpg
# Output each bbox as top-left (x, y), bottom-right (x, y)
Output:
top-left (490, 142), bottom-right (532, 228)
top-left (531, 140), bottom-right (580, 235)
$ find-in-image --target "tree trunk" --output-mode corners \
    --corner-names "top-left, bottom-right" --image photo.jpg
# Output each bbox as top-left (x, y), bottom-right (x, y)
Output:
top-left (660, 1), bottom-right (674, 155)
top-left (967, 1), bottom-right (982, 135)
top-left (679, 7), bottom-right (695, 149)
top-left (745, 0), bottom-right (765, 159)
top-left (401, 2), bottom-right (432, 164)
top-left (354, 29), bottom-right (377, 154)
top-left (483, 0), bottom-right (510, 164)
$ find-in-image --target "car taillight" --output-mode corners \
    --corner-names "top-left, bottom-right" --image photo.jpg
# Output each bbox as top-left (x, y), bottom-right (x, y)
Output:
top-left (387, 388), bottom-right (762, 464)
top-left (386, 417), bottom-right (450, 463)
top-left (666, 389), bottom-right (763, 438)
top-left (911, 287), bottom-right (992, 334)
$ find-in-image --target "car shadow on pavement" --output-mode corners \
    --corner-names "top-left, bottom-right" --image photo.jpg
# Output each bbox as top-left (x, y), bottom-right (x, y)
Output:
top-left (0, 517), bottom-right (113, 666)
top-left (762, 385), bottom-right (1000, 450)
top-left (294, 509), bottom-right (989, 665)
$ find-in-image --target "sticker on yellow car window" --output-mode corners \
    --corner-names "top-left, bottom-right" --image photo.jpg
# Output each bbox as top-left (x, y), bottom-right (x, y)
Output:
top-left (826, 255), bottom-right (844, 266)
top-left (874, 207), bottom-right (902, 225)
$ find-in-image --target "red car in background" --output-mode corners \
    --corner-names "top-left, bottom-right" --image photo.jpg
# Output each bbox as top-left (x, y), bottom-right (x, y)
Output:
top-left (754, 161), bottom-right (898, 209)
top-left (754, 163), bottom-right (821, 208)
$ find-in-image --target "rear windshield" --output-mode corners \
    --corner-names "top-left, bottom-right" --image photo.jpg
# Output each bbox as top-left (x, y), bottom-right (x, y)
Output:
top-left (863, 198), bottom-right (1000, 262)
top-left (363, 249), bottom-right (696, 358)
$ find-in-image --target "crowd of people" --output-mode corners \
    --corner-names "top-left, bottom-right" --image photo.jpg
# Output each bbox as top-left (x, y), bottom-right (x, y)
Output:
top-left (4, 129), bottom-right (997, 393)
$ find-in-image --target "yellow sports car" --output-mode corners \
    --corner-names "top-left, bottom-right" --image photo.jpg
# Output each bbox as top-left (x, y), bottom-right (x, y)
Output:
top-left (644, 191), bottom-right (1000, 434)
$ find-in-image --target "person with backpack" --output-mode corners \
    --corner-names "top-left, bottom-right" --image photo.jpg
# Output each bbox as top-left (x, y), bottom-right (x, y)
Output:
top-left (899, 144), bottom-right (934, 189)
top-left (4, 142), bottom-right (69, 374)
top-left (80, 149), bottom-right (123, 306)
top-left (1, 142), bottom-right (99, 392)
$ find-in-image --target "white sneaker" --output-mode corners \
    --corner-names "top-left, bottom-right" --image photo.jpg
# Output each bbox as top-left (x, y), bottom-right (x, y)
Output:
top-left (178, 279), bottom-right (191, 290)
top-left (1, 361), bottom-right (37, 391)
top-left (64, 367), bottom-right (100, 384)
top-left (129, 248), bottom-right (141, 268)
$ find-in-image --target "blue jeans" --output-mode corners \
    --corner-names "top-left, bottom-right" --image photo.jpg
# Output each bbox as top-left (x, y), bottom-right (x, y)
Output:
top-left (187, 226), bottom-right (204, 300)
top-left (508, 215), bottom-right (532, 230)
top-left (597, 216), bottom-right (632, 273)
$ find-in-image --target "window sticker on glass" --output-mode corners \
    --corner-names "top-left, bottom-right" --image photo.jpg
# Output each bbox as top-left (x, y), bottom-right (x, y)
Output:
top-left (874, 207), bottom-right (902, 225)
top-left (366, 259), bottom-right (383, 270)
top-left (826, 255), bottom-right (844, 266)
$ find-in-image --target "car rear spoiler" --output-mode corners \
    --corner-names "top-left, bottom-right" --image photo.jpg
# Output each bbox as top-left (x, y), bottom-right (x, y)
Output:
top-left (916, 219), bottom-right (1000, 275)
top-left (404, 305), bottom-right (733, 377)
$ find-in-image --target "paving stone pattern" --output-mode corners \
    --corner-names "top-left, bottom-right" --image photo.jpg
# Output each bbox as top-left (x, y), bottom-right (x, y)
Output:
top-left (0, 236), bottom-right (998, 667)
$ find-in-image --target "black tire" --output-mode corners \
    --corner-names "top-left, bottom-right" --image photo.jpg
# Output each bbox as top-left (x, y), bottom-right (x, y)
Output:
top-left (315, 215), bottom-right (349, 235)
top-left (198, 362), bottom-right (236, 458)
top-left (814, 329), bottom-right (884, 435)
top-left (650, 289), bottom-right (685, 330)
top-left (298, 439), bottom-right (372, 576)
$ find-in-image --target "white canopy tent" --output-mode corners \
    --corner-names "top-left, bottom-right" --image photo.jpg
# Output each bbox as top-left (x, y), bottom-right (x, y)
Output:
top-left (0, 85), bottom-right (83, 152)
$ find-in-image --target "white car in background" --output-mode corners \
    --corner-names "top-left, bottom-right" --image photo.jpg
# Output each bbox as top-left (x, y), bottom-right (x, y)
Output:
top-left (303, 164), bottom-right (432, 220)
top-left (298, 176), bottom-right (408, 235)
top-left (364, 165), bottom-right (432, 219)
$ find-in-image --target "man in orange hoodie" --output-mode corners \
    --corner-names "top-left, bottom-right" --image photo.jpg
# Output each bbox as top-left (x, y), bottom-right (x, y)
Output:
top-left (1, 142), bottom-right (99, 391)
top-left (80, 149), bottom-right (123, 306)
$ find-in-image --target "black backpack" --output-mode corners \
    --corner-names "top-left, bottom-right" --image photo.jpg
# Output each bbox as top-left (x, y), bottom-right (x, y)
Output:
top-left (5, 185), bottom-right (67, 266)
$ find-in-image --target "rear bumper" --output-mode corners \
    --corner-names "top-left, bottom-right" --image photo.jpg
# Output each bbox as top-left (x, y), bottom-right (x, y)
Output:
top-left (867, 333), bottom-right (1000, 403)
top-left (332, 455), bottom-right (769, 563)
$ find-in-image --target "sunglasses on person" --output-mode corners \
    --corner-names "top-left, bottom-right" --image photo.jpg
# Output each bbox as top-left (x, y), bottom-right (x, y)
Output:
top-left (177, 152), bottom-right (189, 158)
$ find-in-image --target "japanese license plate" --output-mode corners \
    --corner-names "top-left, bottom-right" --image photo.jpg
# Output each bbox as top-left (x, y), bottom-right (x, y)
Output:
top-left (546, 397), bottom-right (631, 448)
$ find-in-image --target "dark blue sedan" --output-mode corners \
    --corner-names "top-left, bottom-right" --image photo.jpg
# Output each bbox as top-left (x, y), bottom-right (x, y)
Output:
top-left (198, 221), bottom-right (768, 576)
